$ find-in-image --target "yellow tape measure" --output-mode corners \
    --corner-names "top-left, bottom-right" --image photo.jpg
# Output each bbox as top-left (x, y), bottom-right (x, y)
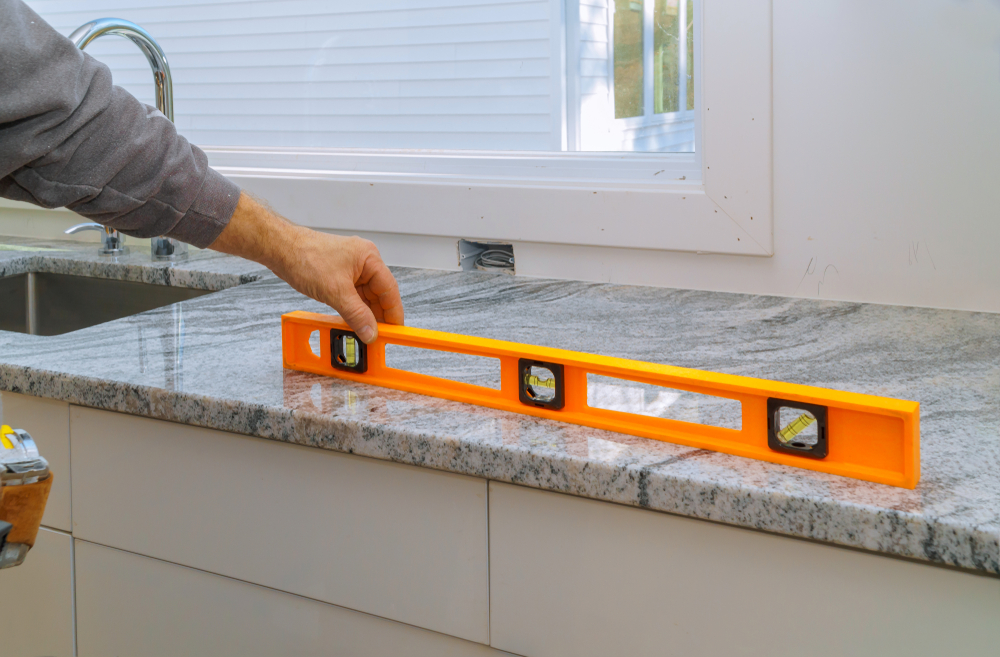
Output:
top-left (0, 425), bottom-right (16, 450)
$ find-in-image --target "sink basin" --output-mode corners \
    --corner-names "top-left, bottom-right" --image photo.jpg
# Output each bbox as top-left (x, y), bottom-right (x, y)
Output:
top-left (0, 272), bottom-right (212, 336)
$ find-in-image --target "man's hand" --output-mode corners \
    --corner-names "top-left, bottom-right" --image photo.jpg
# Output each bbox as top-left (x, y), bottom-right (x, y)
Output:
top-left (208, 192), bottom-right (403, 343)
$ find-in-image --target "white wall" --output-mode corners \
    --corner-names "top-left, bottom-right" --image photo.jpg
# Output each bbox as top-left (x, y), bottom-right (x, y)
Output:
top-left (359, 0), bottom-right (1000, 313)
top-left (4, 0), bottom-right (999, 312)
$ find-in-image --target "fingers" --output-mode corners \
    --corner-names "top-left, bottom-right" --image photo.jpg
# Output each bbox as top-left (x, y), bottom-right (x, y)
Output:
top-left (379, 288), bottom-right (405, 325)
top-left (359, 285), bottom-right (386, 322)
top-left (209, 201), bottom-right (407, 338)
top-left (358, 256), bottom-right (404, 326)
top-left (288, 233), bottom-right (403, 342)
top-left (334, 284), bottom-right (380, 344)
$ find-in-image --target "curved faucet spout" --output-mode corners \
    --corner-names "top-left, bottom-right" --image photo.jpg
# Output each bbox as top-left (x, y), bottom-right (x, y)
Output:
top-left (69, 17), bottom-right (174, 122)
top-left (65, 222), bottom-right (127, 256)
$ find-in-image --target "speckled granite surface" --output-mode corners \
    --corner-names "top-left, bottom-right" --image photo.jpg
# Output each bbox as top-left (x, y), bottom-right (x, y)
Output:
top-left (0, 237), bottom-right (264, 290)
top-left (0, 237), bottom-right (997, 575)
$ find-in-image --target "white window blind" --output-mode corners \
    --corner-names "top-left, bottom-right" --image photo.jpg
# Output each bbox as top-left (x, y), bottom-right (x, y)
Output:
top-left (28, 0), bottom-right (696, 153)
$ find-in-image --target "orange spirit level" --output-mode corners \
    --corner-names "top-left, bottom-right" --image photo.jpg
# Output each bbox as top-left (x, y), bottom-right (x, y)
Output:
top-left (282, 312), bottom-right (920, 489)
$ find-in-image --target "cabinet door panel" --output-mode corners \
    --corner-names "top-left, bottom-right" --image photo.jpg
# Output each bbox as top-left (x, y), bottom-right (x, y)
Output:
top-left (1, 392), bottom-right (71, 531)
top-left (489, 482), bottom-right (1000, 657)
top-left (71, 407), bottom-right (489, 644)
top-left (0, 528), bottom-right (75, 657)
top-left (76, 540), bottom-right (513, 657)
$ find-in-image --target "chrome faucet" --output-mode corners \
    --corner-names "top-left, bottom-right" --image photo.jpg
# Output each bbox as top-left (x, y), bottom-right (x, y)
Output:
top-left (67, 18), bottom-right (187, 261)
top-left (64, 222), bottom-right (127, 255)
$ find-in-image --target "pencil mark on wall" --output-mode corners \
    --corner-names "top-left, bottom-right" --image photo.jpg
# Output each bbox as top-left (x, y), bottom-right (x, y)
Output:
top-left (909, 241), bottom-right (937, 270)
top-left (794, 258), bottom-right (839, 297)
top-left (817, 264), bottom-right (840, 296)
top-left (793, 257), bottom-right (816, 295)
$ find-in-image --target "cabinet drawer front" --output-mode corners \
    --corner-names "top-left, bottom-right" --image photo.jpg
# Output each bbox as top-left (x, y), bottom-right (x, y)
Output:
top-left (489, 482), bottom-right (1000, 657)
top-left (76, 541), bottom-right (512, 657)
top-left (1, 393), bottom-right (71, 531)
top-left (0, 528), bottom-right (76, 657)
top-left (70, 407), bottom-right (489, 643)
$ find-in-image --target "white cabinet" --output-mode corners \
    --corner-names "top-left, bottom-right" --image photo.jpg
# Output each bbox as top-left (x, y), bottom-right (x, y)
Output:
top-left (0, 528), bottom-right (76, 657)
top-left (488, 482), bottom-right (1000, 657)
top-left (0, 392), bottom-right (71, 531)
top-left (2, 397), bottom-right (992, 656)
top-left (75, 540), bottom-right (514, 657)
top-left (70, 407), bottom-right (491, 644)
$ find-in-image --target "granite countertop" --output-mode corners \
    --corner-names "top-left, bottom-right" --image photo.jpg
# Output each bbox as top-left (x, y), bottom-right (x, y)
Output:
top-left (0, 237), bottom-right (996, 576)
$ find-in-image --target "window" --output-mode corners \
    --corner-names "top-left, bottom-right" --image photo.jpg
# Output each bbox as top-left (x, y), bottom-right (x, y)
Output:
top-left (28, 0), bottom-right (772, 256)
top-left (609, 0), bottom-right (694, 151)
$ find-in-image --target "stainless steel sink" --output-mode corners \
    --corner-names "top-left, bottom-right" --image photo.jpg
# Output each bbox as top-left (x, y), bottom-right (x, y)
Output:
top-left (0, 272), bottom-right (212, 336)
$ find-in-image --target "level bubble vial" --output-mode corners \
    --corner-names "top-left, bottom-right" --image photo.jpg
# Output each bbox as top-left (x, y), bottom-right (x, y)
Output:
top-left (330, 329), bottom-right (367, 373)
top-left (518, 359), bottom-right (564, 410)
top-left (767, 398), bottom-right (828, 459)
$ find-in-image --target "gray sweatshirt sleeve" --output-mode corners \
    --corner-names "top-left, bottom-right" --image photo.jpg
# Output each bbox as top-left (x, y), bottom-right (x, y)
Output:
top-left (0, 0), bottom-right (240, 248)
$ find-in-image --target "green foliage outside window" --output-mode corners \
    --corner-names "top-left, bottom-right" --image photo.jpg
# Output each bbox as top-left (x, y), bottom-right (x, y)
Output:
top-left (616, 0), bottom-right (694, 119)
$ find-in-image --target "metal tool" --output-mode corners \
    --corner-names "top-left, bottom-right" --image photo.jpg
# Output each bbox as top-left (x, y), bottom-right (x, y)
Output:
top-left (282, 311), bottom-right (920, 488)
top-left (0, 425), bottom-right (52, 568)
top-left (64, 222), bottom-right (128, 256)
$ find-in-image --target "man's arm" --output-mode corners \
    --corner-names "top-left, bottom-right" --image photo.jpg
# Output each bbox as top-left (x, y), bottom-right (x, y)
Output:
top-left (0, 0), bottom-right (237, 247)
top-left (210, 192), bottom-right (403, 343)
top-left (0, 0), bottom-right (402, 340)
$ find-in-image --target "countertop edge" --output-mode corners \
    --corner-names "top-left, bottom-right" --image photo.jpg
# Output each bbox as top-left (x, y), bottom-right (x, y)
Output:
top-left (3, 363), bottom-right (997, 576)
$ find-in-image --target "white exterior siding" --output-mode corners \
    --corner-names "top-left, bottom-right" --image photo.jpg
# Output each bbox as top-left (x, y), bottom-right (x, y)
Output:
top-left (623, 116), bottom-right (695, 152)
top-left (28, 0), bottom-right (696, 152)
top-left (27, 0), bottom-right (562, 150)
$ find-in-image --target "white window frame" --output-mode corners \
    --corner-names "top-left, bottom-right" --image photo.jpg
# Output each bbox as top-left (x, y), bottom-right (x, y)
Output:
top-left (208, 0), bottom-right (772, 256)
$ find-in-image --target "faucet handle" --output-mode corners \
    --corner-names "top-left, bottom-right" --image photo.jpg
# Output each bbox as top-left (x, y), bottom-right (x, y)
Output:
top-left (65, 223), bottom-right (128, 256)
